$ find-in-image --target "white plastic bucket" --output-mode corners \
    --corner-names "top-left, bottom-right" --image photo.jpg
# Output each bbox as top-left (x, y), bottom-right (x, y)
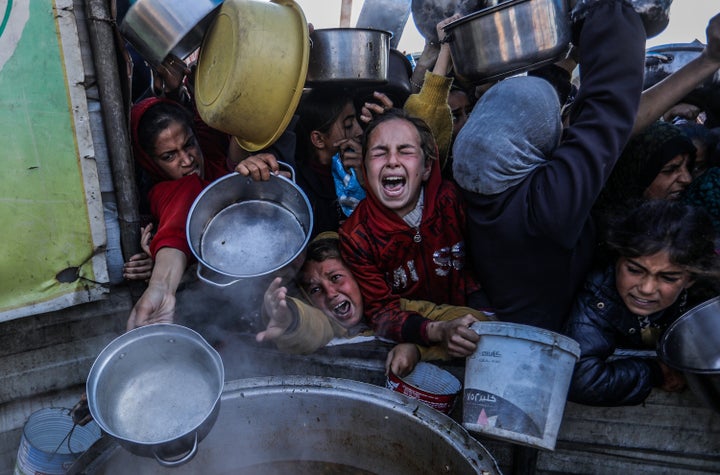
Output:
top-left (463, 321), bottom-right (580, 450)
top-left (14, 407), bottom-right (102, 475)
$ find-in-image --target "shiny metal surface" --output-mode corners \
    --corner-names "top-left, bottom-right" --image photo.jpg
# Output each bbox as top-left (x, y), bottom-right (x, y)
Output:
top-left (86, 324), bottom-right (224, 464)
top-left (411, 0), bottom-right (484, 44)
top-left (186, 172), bottom-right (313, 287)
top-left (90, 377), bottom-right (502, 474)
top-left (119, 0), bottom-right (222, 67)
top-left (644, 42), bottom-right (720, 89)
top-left (444, 0), bottom-right (571, 84)
top-left (570, 0), bottom-right (672, 39)
top-left (356, 0), bottom-right (412, 48)
top-left (306, 28), bottom-right (391, 85)
top-left (659, 297), bottom-right (720, 414)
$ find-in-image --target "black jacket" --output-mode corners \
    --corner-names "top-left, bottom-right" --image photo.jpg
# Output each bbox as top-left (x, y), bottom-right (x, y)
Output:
top-left (564, 265), bottom-right (682, 406)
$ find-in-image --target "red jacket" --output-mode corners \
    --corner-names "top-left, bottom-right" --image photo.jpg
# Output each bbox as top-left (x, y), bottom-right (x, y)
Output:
top-left (339, 159), bottom-right (480, 344)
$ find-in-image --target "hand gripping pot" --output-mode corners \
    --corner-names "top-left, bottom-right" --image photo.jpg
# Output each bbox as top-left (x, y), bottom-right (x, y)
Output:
top-left (85, 324), bottom-right (224, 467)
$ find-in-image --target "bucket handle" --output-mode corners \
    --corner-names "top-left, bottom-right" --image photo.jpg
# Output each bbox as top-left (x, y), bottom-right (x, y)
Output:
top-left (153, 432), bottom-right (198, 468)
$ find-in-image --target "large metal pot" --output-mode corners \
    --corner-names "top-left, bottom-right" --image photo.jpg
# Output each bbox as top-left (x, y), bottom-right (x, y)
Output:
top-left (194, 0), bottom-right (309, 152)
top-left (306, 28), bottom-right (392, 85)
top-left (86, 324), bottom-right (224, 467)
top-left (644, 41), bottom-right (720, 90)
top-left (119, 0), bottom-right (223, 68)
top-left (443, 0), bottom-right (572, 84)
top-left (658, 297), bottom-right (720, 414)
top-left (85, 377), bottom-right (502, 474)
top-left (186, 171), bottom-right (313, 288)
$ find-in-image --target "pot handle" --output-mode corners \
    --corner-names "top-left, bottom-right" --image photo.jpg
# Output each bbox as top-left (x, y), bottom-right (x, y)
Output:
top-left (277, 160), bottom-right (296, 182)
top-left (153, 432), bottom-right (198, 468)
top-left (196, 264), bottom-right (241, 288)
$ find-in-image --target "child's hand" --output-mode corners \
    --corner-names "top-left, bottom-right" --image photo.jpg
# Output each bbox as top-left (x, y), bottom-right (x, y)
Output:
top-left (256, 277), bottom-right (294, 343)
top-left (386, 343), bottom-right (420, 378)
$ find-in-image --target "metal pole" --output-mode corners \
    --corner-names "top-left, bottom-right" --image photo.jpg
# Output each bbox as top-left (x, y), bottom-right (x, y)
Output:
top-left (340, 0), bottom-right (353, 27)
top-left (84, 0), bottom-right (140, 261)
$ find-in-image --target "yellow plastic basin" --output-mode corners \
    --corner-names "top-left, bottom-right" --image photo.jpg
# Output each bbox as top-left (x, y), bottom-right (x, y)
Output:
top-left (195, 0), bottom-right (309, 151)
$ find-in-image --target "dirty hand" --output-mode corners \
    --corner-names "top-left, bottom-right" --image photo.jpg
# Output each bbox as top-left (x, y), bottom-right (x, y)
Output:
top-left (256, 277), bottom-right (294, 343)
top-left (153, 56), bottom-right (191, 95)
top-left (658, 360), bottom-right (686, 392)
top-left (427, 314), bottom-right (480, 358)
top-left (360, 91), bottom-right (394, 124)
top-left (126, 283), bottom-right (176, 331)
top-left (436, 13), bottom-right (461, 42)
top-left (140, 223), bottom-right (154, 256)
top-left (704, 13), bottom-right (720, 62)
top-left (235, 153), bottom-right (283, 181)
top-left (123, 252), bottom-right (153, 281)
top-left (386, 343), bottom-right (421, 378)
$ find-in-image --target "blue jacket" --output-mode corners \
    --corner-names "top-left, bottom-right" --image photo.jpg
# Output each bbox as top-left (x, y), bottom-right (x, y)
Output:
top-left (564, 265), bottom-right (682, 406)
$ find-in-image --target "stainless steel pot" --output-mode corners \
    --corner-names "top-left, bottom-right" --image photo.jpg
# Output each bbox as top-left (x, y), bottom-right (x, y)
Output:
top-left (186, 170), bottom-right (313, 288)
top-left (444, 0), bottom-right (572, 84)
top-left (658, 297), bottom-right (720, 414)
top-left (411, 0), bottom-right (484, 44)
top-left (644, 41), bottom-right (720, 90)
top-left (86, 324), bottom-right (224, 467)
top-left (119, 0), bottom-right (223, 68)
top-left (84, 377), bottom-right (502, 474)
top-left (306, 28), bottom-right (391, 85)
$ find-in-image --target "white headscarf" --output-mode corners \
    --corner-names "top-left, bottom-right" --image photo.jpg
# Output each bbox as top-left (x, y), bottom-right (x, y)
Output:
top-left (452, 76), bottom-right (562, 195)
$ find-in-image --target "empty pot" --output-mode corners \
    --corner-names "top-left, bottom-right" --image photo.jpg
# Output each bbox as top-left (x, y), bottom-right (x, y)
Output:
top-left (443, 0), bottom-right (572, 84)
top-left (658, 296), bottom-right (720, 414)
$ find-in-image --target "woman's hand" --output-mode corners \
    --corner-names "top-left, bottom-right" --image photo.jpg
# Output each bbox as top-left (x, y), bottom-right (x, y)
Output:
top-left (386, 343), bottom-right (421, 378)
top-left (658, 360), bottom-right (686, 392)
top-left (256, 277), bottom-right (294, 343)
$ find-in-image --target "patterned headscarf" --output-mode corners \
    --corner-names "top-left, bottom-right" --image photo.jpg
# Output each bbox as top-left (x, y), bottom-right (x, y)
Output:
top-left (452, 76), bottom-right (562, 195)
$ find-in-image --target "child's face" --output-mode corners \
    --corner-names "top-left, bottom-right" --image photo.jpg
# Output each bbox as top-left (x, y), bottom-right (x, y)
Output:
top-left (152, 121), bottom-right (204, 180)
top-left (301, 257), bottom-right (364, 330)
top-left (364, 118), bottom-right (432, 217)
top-left (615, 250), bottom-right (693, 316)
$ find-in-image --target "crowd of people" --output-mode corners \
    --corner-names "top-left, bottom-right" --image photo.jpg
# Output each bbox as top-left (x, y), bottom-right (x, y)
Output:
top-left (120, 2), bottom-right (720, 408)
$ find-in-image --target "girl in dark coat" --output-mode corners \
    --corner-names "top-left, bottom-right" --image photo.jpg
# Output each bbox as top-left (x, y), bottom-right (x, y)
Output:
top-left (565, 200), bottom-right (720, 406)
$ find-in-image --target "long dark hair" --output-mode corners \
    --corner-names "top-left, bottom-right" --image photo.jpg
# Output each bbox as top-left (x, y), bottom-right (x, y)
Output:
top-left (603, 200), bottom-right (720, 281)
top-left (135, 100), bottom-right (195, 157)
top-left (294, 87), bottom-right (355, 165)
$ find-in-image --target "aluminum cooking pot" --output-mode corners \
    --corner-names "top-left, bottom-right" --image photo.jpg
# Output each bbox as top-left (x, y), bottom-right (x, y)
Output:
top-left (77, 377), bottom-right (502, 474)
top-left (186, 170), bottom-right (313, 288)
top-left (411, 0), bottom-right (484, 44)
top-left (86, 324), bottom-right (224, 467)
top-left (306, 28), bottom-right (392, 85)
top-left (644, 41), bottom-right (720, 90)
top-left (658, 296), bottom-right (720, 414)
top-left (443, 0), bottom-right (572, 84)
top-left (119, 0), bottom-right (223, 68)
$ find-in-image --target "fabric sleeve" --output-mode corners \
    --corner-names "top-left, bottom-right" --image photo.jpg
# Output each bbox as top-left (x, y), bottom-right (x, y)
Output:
top-left (267, 297), bottom-right (346, 355)
top-left (401, 299), bottom-right (492, 361)
top-left (526, 0), bottom-right (647, 248)
top-left (338, 227), bottom-right (429, 344)
top-left (148, 174), bottom-right (205, 259)
top-left (565, 310), bottom-right (657, 406)
top-left (403, 71), bottom-right (454, 168)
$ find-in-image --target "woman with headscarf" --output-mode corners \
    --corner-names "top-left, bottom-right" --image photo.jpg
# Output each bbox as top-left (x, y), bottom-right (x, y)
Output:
top-left (452, 0), bottom-right (647, 332)
top-left (595, 121), bottom-right (697, 213)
